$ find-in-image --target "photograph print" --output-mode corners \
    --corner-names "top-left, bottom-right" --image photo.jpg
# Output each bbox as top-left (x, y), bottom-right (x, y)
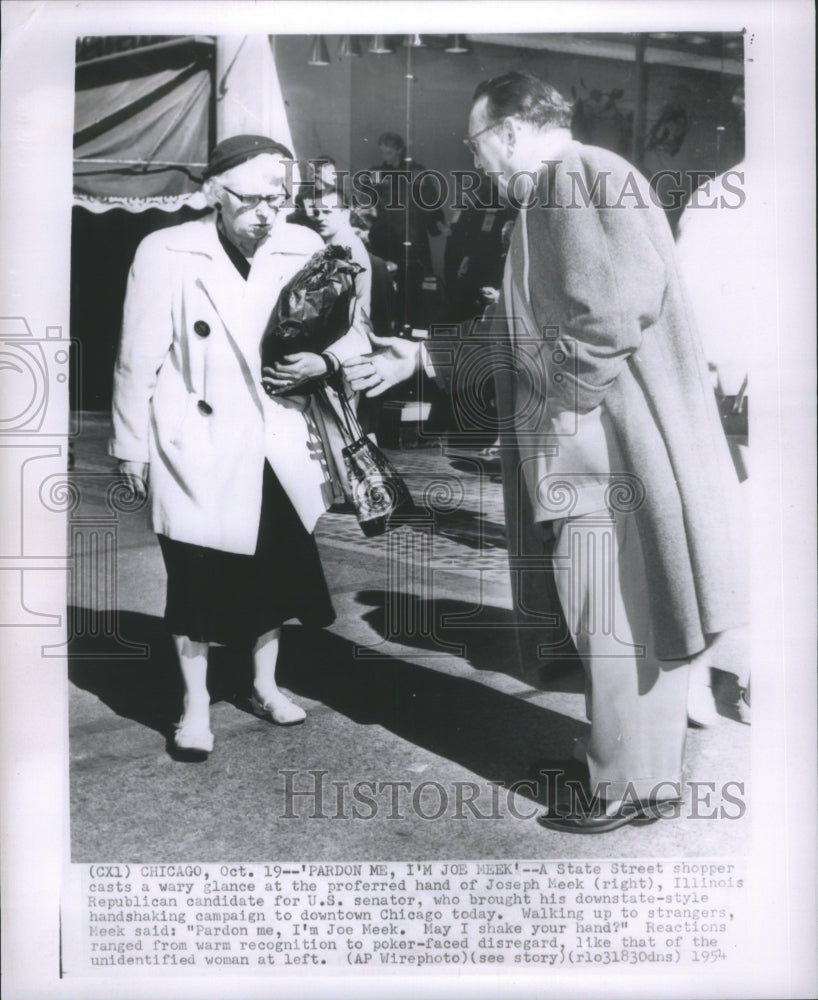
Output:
top-left (64, 26), bottom-right (756, 863)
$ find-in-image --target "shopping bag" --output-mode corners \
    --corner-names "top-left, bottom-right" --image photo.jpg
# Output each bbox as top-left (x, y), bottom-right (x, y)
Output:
top-left (316, 384), bottom-right (415, 536)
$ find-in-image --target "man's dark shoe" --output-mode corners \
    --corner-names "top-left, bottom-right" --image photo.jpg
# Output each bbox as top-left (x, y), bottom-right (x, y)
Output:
top-left (538, 796), bottom-right (681, 833)
top-left (528, 761), bottom-right (681, 834)
top-left (537, 804), bottom-right (661, 834)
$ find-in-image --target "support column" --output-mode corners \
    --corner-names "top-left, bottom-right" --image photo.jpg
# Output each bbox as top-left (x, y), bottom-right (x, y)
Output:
top-left (215, 35), bottom-right (296, 151)
top-left (631, 35), bottom-right (648, 170)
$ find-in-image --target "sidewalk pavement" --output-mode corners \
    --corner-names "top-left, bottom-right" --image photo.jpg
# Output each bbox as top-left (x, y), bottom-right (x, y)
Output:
top-left (68, 413), bottom-right (750, 861)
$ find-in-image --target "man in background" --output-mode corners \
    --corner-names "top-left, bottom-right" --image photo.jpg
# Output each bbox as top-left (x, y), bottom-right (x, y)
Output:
top-left (365, 131), bottom-right (450, 330)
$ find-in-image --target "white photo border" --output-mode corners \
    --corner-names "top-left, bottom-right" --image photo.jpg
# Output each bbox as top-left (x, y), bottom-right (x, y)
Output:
top-left (1, 1), bottom-right (815, 998)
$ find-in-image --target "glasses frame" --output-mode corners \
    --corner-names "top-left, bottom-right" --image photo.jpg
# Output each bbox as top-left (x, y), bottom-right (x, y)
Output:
top-left (219, 184), bottom-right (289, 210)
top-left (463, 121), bottom-right (500, 154)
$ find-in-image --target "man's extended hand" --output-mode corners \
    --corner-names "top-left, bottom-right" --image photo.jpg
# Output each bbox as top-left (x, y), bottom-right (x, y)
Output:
top-left (342, 334), bottom-right (421, 397)
top-left (118, 461), bottom-right (149, 501)
top-left (262, 352), bottom-right (328, 396)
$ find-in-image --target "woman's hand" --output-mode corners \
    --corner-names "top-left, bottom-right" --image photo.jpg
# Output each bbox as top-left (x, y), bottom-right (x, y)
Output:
top-left (261, 352), bottom-right (328, 396)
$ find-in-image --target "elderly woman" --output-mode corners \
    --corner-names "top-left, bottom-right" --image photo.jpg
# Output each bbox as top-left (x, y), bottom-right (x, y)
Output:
top-left (110, 135), bottom-right (369, 759)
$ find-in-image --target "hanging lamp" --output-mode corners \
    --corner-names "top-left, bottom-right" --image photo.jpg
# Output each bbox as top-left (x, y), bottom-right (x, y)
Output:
top-left (444, 34), bottom-right (469, 54)
top-left (368, 35), bottom-right (394, 55)
top-left (339, 35), bottom-right (362, 58)
top-left (307, 35), bottom-right (331, 66)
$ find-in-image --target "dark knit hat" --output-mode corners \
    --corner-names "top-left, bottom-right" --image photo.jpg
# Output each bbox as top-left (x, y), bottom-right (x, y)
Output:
top-left (203, 134), bottom-right (294, 180)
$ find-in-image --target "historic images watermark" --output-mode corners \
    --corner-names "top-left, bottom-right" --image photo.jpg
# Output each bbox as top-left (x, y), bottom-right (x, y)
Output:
top-left (279, 771), bottom-right (747, 822)
top-left (283, 163), bottom-right (746, 213)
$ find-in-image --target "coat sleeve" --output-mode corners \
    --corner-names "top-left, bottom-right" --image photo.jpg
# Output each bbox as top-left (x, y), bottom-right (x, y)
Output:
top-left (109, 234), bottom-right (174, 462)
top-left (528, 162), bottom-right (668, 415)
top-left (423, 308), bottom-right (499, 392)
top-left (324, 245), bottom-right (374, 365)
top-left (416, 168), bottom-right (446, 235)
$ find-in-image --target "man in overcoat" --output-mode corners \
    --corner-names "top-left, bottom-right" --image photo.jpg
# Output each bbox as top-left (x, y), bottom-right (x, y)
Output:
top-left (344, 73), bottom-right (747, 832)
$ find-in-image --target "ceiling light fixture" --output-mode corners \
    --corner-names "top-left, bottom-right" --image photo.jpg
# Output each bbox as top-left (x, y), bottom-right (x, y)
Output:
top-left (368, 35), bottom-right (394, 55)
top-left (307, 35), bottom-right (331, 66)
top-left (444, 34), bottom-right (470, 54)
top-left (339, 35), bottom-right (362, 58)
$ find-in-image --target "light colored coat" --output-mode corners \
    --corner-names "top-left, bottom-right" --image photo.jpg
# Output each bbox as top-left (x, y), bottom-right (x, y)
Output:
top-left (109, 213), bottom-right (369, 553)
top-left (505, 141), bottom-right (747, 664)
top-left (431, 141), bottom-right (747, 666)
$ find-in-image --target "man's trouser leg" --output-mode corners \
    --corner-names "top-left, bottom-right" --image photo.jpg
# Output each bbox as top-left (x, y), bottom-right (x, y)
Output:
top-left (551, 509), bottom-right (689, 803)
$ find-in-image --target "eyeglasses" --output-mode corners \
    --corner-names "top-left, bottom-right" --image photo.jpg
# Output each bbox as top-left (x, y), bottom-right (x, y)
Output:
top-left (220, 185), bottom-right (289, 210)
top-left (463, 122), bottom-right (498, 154)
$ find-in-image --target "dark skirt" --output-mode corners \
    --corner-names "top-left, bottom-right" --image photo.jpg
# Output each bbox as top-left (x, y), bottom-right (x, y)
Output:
top-left (158, 462), bottom-right (335, 645)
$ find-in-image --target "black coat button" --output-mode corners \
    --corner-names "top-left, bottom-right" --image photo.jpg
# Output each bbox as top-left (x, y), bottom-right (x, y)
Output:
top-left (197, 400), bottom-right (213, 415)
top-left (193, 320), bottom-right (210, 338)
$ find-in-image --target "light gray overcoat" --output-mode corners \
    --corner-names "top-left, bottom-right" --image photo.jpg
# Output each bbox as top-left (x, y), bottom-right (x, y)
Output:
top-left (434, 140), bottom-right (746, 666)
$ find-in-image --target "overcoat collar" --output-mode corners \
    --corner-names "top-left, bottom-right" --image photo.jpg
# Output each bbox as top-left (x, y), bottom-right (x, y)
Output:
top-left (162, 213), bottom-right (311, 378)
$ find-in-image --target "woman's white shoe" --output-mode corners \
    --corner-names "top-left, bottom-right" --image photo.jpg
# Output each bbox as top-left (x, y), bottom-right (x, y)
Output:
top-left (250, 692), bottom-right (306, 726)
top-left (173, 717), bottom-right (214, 754)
